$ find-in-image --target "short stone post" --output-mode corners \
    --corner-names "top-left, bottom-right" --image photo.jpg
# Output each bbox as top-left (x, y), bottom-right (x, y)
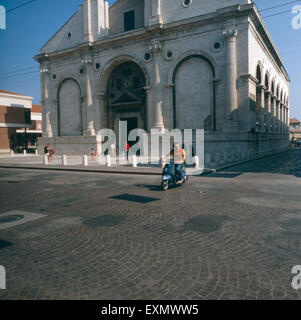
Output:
top-left (35, 149), bottom-right (39, 155)
top-left (160, 156), bottom-right (166, 168)
top-left (10, 150), bottom-right (14, 156)
top-left (106, 155), bottom-right (111, 167)
top-left (23, 150), bottom-right (27, 156)
top-left (194, 156), bottom-right (200, 169)
top-left (83, 155), bottom-right (88, 166)
top-left (132, 155), bottom-right (137, 168)
top-left (62, 155), bottom-right (68, 166)
top-left (43, 155), bottom-right (49, 165)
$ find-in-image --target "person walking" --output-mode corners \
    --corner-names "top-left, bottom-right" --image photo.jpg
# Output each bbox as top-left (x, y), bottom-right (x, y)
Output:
top-left (124, 142), bottom-right (130, 161)
top-left (90, 148), bottom-right (95, 161)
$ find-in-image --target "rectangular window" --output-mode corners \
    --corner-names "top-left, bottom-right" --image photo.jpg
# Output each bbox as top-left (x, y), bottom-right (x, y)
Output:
top-left (124, 10), bottom-right (135, 32)
top-left (24, 110), bottom-right (31, 124)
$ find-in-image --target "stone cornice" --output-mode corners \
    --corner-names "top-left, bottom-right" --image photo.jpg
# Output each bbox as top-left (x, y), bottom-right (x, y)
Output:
top-left (34, 5), bottom-right (254, 63)
top-left (248, 6), bottom-right (290, 82)
top-left (240, 74), bottom-right (258, 84)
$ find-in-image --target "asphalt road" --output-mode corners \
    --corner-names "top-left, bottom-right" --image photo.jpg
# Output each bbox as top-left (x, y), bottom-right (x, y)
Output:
top-left (1, 149), bottom-right (301, 300)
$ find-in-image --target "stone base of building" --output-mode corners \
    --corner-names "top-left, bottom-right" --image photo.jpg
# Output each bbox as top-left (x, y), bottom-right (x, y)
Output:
top-left (203, 132), bottom-right (289, 169)
top-left (38, 132), bottom-right (289, 169)
top-left (37, 136), bottom-right (102, 156)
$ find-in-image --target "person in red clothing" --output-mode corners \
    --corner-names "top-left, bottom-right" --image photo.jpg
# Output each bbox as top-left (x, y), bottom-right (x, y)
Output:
top-left (123, 142), bottom-right (130, 160)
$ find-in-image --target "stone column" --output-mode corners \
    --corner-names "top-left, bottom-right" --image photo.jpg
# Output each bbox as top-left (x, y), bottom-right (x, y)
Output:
top-left (40, 67), bottom-right (53, 138)
top-left (150, 40), bottom-right (164, 130)
top-left (223, 28), bottom-right (238, 126)
top-left (283, 104), bottom-right (287, 135)
top-left (286, 107), bottom-right (290, 134)
top-left (276, 99), bottom-right (280, 134)
top-left (256, 84), bottom-right (265, 132)
top-left (97, 93), bottom-right (107, 130)
top-left (149, 0), bottom-right (162, 25)
top-left (271, 95), bottom-right (276, 133)
top-left (265, 90), bottom-right (272, 133)
top-left (82, 57), bottom-right (96, 136)
top-left (283, 106), bottom-right (287, 134)
top-left (83, 0), bottom-right (92, 42)
top-left (144, 86), bottom-right (153, 132)
top-left (280, 103), bottom-right (284, 135)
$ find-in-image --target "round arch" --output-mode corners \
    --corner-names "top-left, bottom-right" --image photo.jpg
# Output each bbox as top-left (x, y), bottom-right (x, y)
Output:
top-left (100, 55), bottom-right (150, 94)
top-left (256, 64), bottom-right (262, 84)
top-left (104, 59), bottom-right (148, 138)
top-left (264, 73), bottom-right (269, 90)
top-left (172, 54), bottom-right (216, 130)
top-left (57, 77), bottom-right (83, 137)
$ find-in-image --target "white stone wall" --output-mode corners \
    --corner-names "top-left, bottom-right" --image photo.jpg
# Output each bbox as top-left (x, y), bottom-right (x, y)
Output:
top-left (160, 0), bottom-right (251, 25)
top-left (109, 0), bottom-right (145, 35)
top-left (40, 8), bottom-right (84, 54)
top-left (248, 22), bottom-right (289, 97)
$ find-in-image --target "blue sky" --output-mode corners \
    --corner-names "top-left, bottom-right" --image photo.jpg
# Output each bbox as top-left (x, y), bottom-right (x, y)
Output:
top-left (0, 0), bottom-right (300, 119)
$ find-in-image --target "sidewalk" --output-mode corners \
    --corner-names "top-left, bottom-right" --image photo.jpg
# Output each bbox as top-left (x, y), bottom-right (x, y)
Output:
top-left (0, 154), bottom-right (210, 176)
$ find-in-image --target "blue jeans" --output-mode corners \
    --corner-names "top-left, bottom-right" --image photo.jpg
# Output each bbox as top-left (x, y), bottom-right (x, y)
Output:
top-left (175, 164), bottom-right (184, 181)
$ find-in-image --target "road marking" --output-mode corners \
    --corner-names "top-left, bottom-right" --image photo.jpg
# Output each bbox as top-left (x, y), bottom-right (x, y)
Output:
top-left (0, 211), bottom-right (47, 231)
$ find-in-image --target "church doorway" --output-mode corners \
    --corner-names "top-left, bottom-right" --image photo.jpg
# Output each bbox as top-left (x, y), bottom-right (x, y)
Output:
top-left (107, 61), bottom-right (147, 140)
top-left (120, 117), bottom-right (138, 145)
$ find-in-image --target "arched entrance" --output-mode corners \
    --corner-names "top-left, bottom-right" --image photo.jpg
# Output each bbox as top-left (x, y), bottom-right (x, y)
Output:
top-left (106, 61), bottom-right (146, 146)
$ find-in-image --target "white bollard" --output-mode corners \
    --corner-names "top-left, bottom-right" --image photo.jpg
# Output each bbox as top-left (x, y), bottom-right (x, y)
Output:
top-left (43, 155), bottom-right (49, 165)
top-left (132, 155), bottom-right (137, 168)
top-left (194, 156), bottom-right (200, 169)
top-left (83, 155), bottom-right (88, 166)
top-left (23, 150), bottom-right (27, 156)
top-left (106, 155), bottom-right (111, 167)
top-left (10, 150), bottom-right (14, 156)
top-left (35, 149), bottom-right (39, 155)
top-left (62, 155), bottom-right (68, 166)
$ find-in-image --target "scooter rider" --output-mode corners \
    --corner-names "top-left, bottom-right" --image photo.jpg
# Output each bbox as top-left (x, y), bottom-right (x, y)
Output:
top-left (169, 144), bottom-right (186, 183)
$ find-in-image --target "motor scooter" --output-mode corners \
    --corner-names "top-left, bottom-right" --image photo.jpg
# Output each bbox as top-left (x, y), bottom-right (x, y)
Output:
top-left (161, 161), bottom-right (188, 191)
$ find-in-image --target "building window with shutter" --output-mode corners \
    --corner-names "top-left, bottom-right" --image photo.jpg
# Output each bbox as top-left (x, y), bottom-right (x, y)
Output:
top-left (124, 10), bottom-right (135, 32)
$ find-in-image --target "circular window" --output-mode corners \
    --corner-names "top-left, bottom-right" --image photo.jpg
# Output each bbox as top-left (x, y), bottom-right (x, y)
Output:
top-left (165, 50), bottom-right (173, 61)
top-left (214, 42), bottom-right (221, 50)
top-left (94, 62), bottom-right (101, 71)
top-left (182, 0), bottom-right (192, 7)
top-left (212, 40), bottom-right (223, 52)
top-left (144, 52), bottom-right (152, 62)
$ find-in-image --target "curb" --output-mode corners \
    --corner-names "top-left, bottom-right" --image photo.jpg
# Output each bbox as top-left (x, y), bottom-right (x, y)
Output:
top-left (0, 164), bottom-right (162, 176)
top-left (0, 164), bottom-right (214, 176)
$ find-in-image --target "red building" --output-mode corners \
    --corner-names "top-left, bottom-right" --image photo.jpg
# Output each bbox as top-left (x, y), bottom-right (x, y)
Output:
top-left (0, 90), bottom-right (42, 153)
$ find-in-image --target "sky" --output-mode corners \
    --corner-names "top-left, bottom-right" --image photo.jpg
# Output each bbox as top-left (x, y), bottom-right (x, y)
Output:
top-left (0, 0), bottom-right (300, 119)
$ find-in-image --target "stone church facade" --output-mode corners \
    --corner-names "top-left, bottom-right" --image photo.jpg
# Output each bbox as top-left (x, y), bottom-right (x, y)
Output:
top-left (35, 0), bottom-right (290, 168)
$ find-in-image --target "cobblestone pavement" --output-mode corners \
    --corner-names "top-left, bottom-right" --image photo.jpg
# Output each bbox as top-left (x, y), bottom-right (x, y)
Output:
top-left (0, 149), bottom-right (301, 300)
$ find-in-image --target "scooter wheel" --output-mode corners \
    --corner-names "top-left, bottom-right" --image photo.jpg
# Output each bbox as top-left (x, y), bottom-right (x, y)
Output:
top-left (161, 180), bottom-right (169, 191)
